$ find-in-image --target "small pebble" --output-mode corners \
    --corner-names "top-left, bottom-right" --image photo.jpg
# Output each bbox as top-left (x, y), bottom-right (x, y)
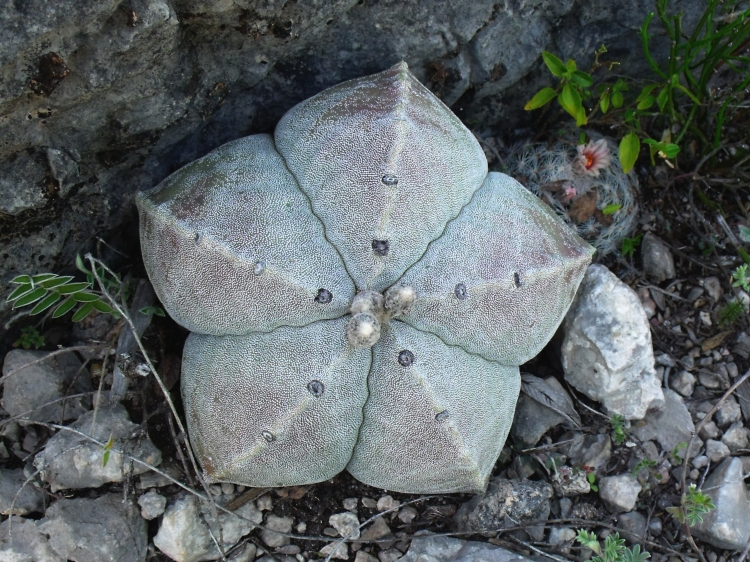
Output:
top-left (320, 542), bottom-right (349, 560)
top-left (221, 482), bottom-right (235, 496)
top-left (397, 506), bottom-right (418, 524)
top-left (692, 455), bottom-right (709, 469)
top-left (361, 497), bottom-right (377, 509)
top-left (378, 548), bottom-right (403, 562)
top-left (256, 494), bottom-right (273, 511)
top-left (209, 484), bottom-right (222, 496)
top-left (727, 362), bottom-right (739, 378)
top-left (277, 545), bottom-right (301, 555)
top-left (343, 497), bottom-right (358, 511)
top-left (649, 517), bottom-right (662, 535)
top-left (705, 439), bottom-right (730, 463)
top-left (137, 489), bottom-right (167, 520)
top-left (377, 495), bottom-right (400, 512)
top-left (296, 522), bottom-right (307, 533)
top-left (329, 512), bottom-right (361, 539)
top-left (699, 421), bottom-right (720, 440)
top-left (323, 527), bottom-right (339, 537)
top-left (689, 468), bottom-right (700, 480)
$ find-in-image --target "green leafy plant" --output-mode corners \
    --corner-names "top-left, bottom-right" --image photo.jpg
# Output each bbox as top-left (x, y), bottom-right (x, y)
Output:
top-left (718, 300), bottom-right (745, 326)
top-left (732, 264), bottom-right (750, 292)
top-left (13, 326), bottom-right (45, 350)
top-left (139, 306), bottom-right (166, 317)
top-left (621, 235), bottom-right (643, 258)
top-left (576, 530), bottom-right (650, 562)
top-left (610, 414), bottom-right (627, 446)
top-left (587, 469), bottom-right (599, 492)
top-left (631, 459), bottom-right (663, 481)
top-left (526, 1), bottom-right (750, 172)
top-left (667, 483), bottom-right (716, 526)
top-left (7, 256), bottom-right (123, 323)
top-left (670, 442), bottom-right (687, 464)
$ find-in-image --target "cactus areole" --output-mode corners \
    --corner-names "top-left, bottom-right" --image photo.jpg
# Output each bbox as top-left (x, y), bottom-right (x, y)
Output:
top-left (136, 62), bottom-right (594, 494)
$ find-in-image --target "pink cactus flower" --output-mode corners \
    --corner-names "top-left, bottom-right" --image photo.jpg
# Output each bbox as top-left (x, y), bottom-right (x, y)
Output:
top-left (575, 138), bottom-right (611, 176)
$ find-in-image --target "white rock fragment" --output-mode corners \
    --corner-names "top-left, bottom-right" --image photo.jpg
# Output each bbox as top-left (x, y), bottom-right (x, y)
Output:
top-left (154, 492), bottom-right (262, 562)
top-left (329, 511), bottom-right (361, 539)
top-left (377, 495), bottom-right (400, 512)
top-left (561, 265), bottom-right (664, 420)
top-left (138, 489), bottom-right (167, 520)
top-left (599, 474), bottom-right (642, 513)
top-left (260, 514), bottom-right (293, 548)
top-left (319, 541), bottom-right (349, 560)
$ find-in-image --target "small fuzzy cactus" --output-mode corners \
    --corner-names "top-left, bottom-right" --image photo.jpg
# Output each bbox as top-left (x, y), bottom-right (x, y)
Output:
top-left (137, 62), bottom-right (594, 494)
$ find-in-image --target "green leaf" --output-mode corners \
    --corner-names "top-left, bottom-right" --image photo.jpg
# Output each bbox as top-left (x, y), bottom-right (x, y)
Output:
top-left (524, 87), bottom-right (557, 110)
top-left (565, 58), bottom-right (577, 72)
top-left (10, 275), bottom-right (32, 285)
top-left (31, 273), bottom-right (57, 284)
top-left (72, 292), bottom-right (99, 303)
top-left (600, 91), bottom-right (611, 113)
top-left (662, 143), bottom-right (680, 158)
top-left (7, 284), bottom-right (34, 302)
top-left (102, 435), bottom-right (114, 467)
top-left (636, 84), bottom-right (659, 102)
top-left (674, 84), bottom-right (701, 104)
top-left (542, 51), bottom-right (567, 77)
top-left (75, 254), bottom-right (90, 275)
top-left (52, 297), bottom-right (78, 318)
top-left (572, 70), bottom-right (593, 87)
top-left (612, 90), bottom-right (624, 108)
top-left (657, 86), bottom-right (669, 111)
top-left (601, 204), bottom-right (622, 215)
top-left (91, 299), bottom-right (114, 314)
top-left (559, 83), bottom-right (582, 120)
top-left (13, 287), bottom-right (48, 308)
top-left (56, 282), bottom-right (92, 295)
top-left (637, 95), bottom-right (656, 110)
top-left (29, 292), bottom-right (62, 315)
top-left (140, 306), bottom-right (166, 317)
top-left (39, 275), bottom-right (75, 289)
top-left (575, 104), bottom-right (587, 126)
top-left (71, 302), bottom-right (96, 322)
top-left (670, 73), bottom-right (679, 87)
top-left (619, 132), bottom-right (640, 173)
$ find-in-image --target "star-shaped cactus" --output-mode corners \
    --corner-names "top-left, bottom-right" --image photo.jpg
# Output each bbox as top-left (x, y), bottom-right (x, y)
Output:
top-left (137, 62), bottom-right (593, 494)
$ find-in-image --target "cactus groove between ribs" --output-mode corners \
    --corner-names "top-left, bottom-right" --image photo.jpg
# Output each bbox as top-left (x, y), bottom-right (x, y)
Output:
top-left (136, 62), bottom-right (594, 494)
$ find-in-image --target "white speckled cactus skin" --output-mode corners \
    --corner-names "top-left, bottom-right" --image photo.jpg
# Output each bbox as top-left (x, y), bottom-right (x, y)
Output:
top-left (136, 62), bottom-right (594, 494)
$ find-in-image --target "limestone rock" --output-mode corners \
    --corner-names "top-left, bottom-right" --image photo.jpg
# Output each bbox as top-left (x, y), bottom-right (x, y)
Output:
top-left (561, 265), bottom-right (664, 420)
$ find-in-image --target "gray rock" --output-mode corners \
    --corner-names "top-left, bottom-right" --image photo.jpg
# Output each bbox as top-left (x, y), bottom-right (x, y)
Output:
top-left (398, 506), bottom-right (418, 524)
top-left (699, 420), bottom-right (720, 441)
top-left (721, 421), bottom-right (749, 452)
top-left (0, 468), bottom-right (45, 515)
top-left (550, 465), bottom-right (590, 497)
top-left (548, 526), bottom-right (577, 545)
top-left (153, 492), bottom-right (263, 562)
top-left (320, 541), bottom-right (349, 560)
top-left (455, 478), bottom-right (553, 540)
top-left (669, 370), bottom-right (696, 397)
top-left (137, 489), bottom-right (166, 520)
top-left (641, 233), bottom-right (676, 283)
top-left (511, 376), bottom-right (575, 447)
top-left (34, 403), bottom-right (162, 491)
top-left (0, 0), bottom-right (704, 318)
top-left (343, 497), bottom-right (358, 511)
top-left (692, 455), bottom-right (709, 469)
top-left (705, 439), bottom-right (730, 463)
top-left (1, 349), bottom-right (92, 422)
top-left (355, 552), bottom-right (379, 562)
top-left (260, 514), bottom-right (294, 548)
top-left (701, 277), bottom-right (723, 301)
top-left (37, 494), bottom-right (147, 562)
top-left (617, 511), bottom-right (647, 543)
top-left (631, 389), bottom-right (695, 455)
top-left (329, 511), bottom-right (361, 540)
top-left (692, 458), bottom-right (750, 550)
top-left (228, 543), bottom-right (256, 562)
top-left (396, 535), bottom-right (537, 562)
top-left (0, 516), bottom-right (64, 562)
top-left (564, 432), bottom-right (612, 472)
top-left (377, 495), bottom-right (400, 512)
top-left (599, 475), bottom-right (642, 513)
top-left (378, 548), bottom-right (402, 562)
top-left (715, 396), bottom-right (742, 427)
top-left (561, 265), bottom-right (664, 420)
top-left (361, 516), bottom-right (392, 541)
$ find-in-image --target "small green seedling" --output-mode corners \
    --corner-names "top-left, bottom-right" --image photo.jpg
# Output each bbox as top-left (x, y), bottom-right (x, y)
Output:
top-left (732, 264), bottom-right (750, 292)
top-left (610, 414), bottom-right (627, 446)
top-left (13, 326), bottom-right (45, 350)
top-left (719, 301), bottom-right (745, 326)
top-left (670, 442), bottom-right (687, 464)
top-left (587, 469), bottom-right (599, 492)
top-left (621, 235), bottom-right (642, 258)
top-left (667, 484), bottom-right (716, 526)
top-left (102, 434), bottom-right (115, 467)
top-left (576, 530), bottom-right (650, 562)
top-left (631, 459), bottom-right (662, 481)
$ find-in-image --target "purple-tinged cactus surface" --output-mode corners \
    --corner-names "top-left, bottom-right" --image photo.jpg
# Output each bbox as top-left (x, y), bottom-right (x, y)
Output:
top-left (137, 62), bottom-right (594, 494)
